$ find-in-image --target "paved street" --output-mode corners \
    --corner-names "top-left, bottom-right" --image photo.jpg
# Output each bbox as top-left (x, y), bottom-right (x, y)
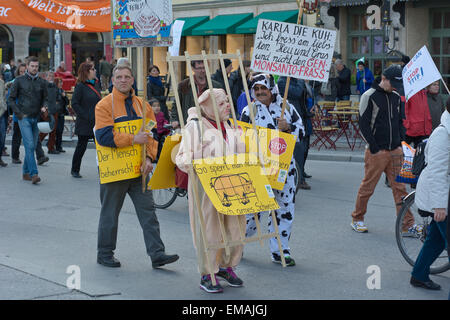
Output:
top-left (0, 143), bottom-right (448, 300)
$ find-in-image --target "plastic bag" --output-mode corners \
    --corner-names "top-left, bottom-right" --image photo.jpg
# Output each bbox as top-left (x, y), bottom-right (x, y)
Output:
top-left (395, 141), bottom-right (418, 184)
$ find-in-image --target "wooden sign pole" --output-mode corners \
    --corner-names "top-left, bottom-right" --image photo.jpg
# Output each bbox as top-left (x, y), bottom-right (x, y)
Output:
top-left (141, 47), bottom-right (148, 193)
top-left (280, 0), bottom-right (304, 119)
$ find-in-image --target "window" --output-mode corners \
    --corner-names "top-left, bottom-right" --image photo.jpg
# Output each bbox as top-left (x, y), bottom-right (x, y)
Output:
top-left (347, 6), bottom-right (387, 83)
top-left (430, 8), bottom-right (450, 95)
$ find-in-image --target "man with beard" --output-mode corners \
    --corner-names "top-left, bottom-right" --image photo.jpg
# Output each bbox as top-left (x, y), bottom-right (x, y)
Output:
top-left (240, 74), bottom-right (304, 266)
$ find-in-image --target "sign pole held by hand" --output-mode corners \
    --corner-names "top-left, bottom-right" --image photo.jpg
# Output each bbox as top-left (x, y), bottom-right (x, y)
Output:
top-left (142, 47), bottom-right (148, 193)
top-left (280, 0), bottom-right (304, 119)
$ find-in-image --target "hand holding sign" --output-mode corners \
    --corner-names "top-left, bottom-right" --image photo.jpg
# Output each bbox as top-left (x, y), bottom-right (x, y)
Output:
top-left (133, 130), bottom-right (152, 144)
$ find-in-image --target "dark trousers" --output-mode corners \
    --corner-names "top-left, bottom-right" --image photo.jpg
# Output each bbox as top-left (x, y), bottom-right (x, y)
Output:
top-left (412, 193), bottom-right (450, 281)
top-left (97, 177), bottom-right (166, 261)
top-left (55, 114), bottom-right (65, 151)
top-left (293, 135), bottom-right (310, 183)
top-left (71, 135), bottom-right (92, 173)
top-left (11, 121), bottom-right (21, 160)
top-left (405, 135), bottom-right (429, 149)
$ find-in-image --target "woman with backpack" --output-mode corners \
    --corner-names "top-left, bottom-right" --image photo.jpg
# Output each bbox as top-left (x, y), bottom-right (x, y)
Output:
top-left (410, 97), bottom-right (450, 291)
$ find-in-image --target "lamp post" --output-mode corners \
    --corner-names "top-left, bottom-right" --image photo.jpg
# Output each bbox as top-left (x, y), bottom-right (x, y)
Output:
top-left (381, 0), bottom-right (399, 51)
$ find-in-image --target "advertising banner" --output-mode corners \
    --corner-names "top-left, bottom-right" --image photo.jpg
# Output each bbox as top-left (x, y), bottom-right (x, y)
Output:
top-left (0, 0), bottom-right (111, 32)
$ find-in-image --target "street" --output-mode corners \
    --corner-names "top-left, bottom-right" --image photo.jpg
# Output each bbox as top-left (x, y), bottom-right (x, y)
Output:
top-left (0, 144), bottom-right (448, 300)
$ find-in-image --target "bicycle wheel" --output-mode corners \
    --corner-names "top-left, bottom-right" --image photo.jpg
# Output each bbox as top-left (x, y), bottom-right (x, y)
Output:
top-left (395, 191), bottom-right (450, 274)
top-left (153, 188), bottom-right (178, 209)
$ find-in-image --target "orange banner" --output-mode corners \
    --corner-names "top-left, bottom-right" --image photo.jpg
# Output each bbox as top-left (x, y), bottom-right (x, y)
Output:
top-left (0, 0), bottom-right (111, 32)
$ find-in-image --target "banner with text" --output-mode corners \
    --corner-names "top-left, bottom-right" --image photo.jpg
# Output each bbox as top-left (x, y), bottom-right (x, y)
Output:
top-left (193, 154), bottom-right (279, 216)
top-left (112, 0), bottom-right (173, 47)
top-left (95, 119), bottom-right (145, 185)
top-left (251, 19), bottom-right (337, 82)
top-left (0, 0), bottom-right (111, 32)
top-left (402, 45), bottom-right (442, 101)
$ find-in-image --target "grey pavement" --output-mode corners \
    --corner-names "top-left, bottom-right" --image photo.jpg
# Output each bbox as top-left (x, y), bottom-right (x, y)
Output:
top-left (0, 136), bottom-right (448, 300)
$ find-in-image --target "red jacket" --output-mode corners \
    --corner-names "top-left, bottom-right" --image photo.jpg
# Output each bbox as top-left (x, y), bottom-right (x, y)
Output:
top-left (403, 89), bottom-right (432, 137)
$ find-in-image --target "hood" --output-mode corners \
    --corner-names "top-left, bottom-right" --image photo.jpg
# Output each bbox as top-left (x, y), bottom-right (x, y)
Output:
top-left (440, 110), bottom-right (450, 135)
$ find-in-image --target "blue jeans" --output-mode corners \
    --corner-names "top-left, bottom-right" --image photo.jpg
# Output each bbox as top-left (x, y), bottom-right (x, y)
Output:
top-left (411, 217), bottom-right (448, 282)
top-left (18, 117), bottom-right (39, 176)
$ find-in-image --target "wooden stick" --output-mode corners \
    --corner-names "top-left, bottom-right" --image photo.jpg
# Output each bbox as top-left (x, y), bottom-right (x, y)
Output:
top-left (218, 50), bottom-right (238, 129)
top-left (280, 0), bottom-right (304, 119)
top-left (141, 47), bottom-right (147, 193)
top-left (441, 77), bottom-right (450, 95)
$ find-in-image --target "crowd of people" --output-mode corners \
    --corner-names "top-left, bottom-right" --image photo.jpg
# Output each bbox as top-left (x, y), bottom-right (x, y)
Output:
top-left (0, 52), bottom-right (448, 297)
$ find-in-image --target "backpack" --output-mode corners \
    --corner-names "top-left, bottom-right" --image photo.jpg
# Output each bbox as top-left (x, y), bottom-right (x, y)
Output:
top-left (411, 140), bottom-right (427, 176)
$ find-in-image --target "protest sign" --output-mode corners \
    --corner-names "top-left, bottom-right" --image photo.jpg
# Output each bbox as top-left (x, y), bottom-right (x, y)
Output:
top-left (402, 46), bottom-right (442, 101)
top-left (233, 120), bottom-right (297, 190)
top-left (112, 0), bottom-right (173, 47)
top-left (95, 119), bottom-right (151, 184)
top-left (148, 134), bottom-right (182, 190)
top-left (168, 20), bottom-right (185, 57)
top-left (251, 19), bottom-right (337, 82)
top-left (193, 154), bottom-right (279, 216)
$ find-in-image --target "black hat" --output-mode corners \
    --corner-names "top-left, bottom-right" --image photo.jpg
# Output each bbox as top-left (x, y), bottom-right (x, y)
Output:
top-left (401, 55), bottom-right (410, 65)
top-left (224, 59), bottom-right (232, 68)
top-left (383, 65), bottom-right (403, 90)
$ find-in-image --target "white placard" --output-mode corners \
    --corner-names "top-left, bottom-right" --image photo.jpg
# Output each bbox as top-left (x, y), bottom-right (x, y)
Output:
top-left (168, 20), bottom-right (185, 57)
top-left (251, 19), bottom-right (337, 82)
top-left (402, 46), bottom-right (442, 101)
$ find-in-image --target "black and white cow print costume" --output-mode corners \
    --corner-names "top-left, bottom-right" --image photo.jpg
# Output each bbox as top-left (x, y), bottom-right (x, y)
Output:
top-left (240, 74), bottom-right (304, 261)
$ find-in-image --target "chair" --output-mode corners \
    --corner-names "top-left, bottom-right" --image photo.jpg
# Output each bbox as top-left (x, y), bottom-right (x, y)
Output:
top-left (311, 107), bottom-right (339, 150)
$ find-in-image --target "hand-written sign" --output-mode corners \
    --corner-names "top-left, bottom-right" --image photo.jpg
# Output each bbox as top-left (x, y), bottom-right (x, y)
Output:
top-left (95, 119), bottom-right (144, 184)
top-left (193, 154), bottom-right (279, 216)
top-left (251, 19), bottom-right (337, 82)
top-left (232, 120), bottom-right (296, 190)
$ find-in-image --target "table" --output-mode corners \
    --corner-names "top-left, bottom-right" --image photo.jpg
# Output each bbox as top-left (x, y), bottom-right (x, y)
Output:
top-left (328, 110), bottom-right (362, 150)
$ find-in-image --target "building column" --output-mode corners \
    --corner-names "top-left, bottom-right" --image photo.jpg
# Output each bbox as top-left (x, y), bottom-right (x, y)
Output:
top-left (9, 25), bottom-right (32, 62)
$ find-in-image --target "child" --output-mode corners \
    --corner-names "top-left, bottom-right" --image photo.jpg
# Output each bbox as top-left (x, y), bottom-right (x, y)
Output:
top-left (150, 98), bottom-right (170, 161)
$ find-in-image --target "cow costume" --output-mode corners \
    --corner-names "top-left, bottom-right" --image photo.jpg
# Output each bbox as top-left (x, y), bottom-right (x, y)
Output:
top-left (240, 74), bottom-right (304, 266)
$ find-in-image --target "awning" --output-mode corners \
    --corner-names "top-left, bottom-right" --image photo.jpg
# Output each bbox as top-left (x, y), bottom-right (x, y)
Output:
top-left (235, 10), bottom-right (299, 34)
top-left (329, 0), bottom-right (370, 6)
top-left (175, 16), bottom-right (210, 36)
top-left (191, 13), bottom-right (253, 36)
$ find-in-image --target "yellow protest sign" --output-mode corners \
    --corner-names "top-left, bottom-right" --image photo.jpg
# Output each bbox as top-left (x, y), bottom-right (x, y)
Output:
top-left (193, 154), bottom-right (279, 215)
top-left (232, 120), bottom-right (296, 190)
top-left (148, 134), bottom-right (182, 190)
top-left (95, 119), bottom-right (152, 184)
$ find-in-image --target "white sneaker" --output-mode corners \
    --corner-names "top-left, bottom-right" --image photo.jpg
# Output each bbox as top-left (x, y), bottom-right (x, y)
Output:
top-left (351, 220), bottom-right (368, 233)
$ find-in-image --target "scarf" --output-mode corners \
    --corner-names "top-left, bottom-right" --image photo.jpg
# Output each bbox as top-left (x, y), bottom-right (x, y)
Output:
top-left (26, 71), bottom-right (39, 80)
top-left (148, 76), bottom-right (163, 88)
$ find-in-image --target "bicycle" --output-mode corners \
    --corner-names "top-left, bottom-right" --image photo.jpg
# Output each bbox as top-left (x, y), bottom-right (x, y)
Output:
top-left (395, 190), bottom-right (450, 274)
top-left (151, 123), bottom-right (187, 209)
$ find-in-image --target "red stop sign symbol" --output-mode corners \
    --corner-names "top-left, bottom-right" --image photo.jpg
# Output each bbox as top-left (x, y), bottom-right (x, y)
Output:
top-left (269, 137), bottom-right (287, 155)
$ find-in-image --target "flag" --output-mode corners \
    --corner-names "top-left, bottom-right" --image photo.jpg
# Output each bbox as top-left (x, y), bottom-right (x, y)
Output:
top-left (355, 57), bottom-right (365, 68)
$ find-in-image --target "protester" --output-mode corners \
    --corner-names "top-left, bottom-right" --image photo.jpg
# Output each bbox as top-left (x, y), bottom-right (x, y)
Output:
top-left (356, 61), bottom-right (374, 95)
top-left (277, 76), bottom-right (311, 190)
top-left (175, 88), bottom-right (246, 293)
top-left (8, 56), bottom-right (48, 184)
top-left (108, 57), bottom-right (138, 95)
top-left (350, 65), bottom-right (416, 233)
top-left (70, 62), bottom-right (101, 178)
top-left (99, 56), bottom-right (113, 91)
top-left (94, 64), bottom-right (179, 269)
top-left (147, 64), bottom-right (169, 120)
top-left (335, 59), bottom-right (351, 101)
top-left (426, 81), bottom-right (445, 131)
top-left (211, 59), bottom-right (232, 90)
top-left (410, 97), bottom-right (449, 291)
top-left (0, 73), bottom-right (7, 167)
top-left (8, 63), bottom-right (26, 164)
top-left (171, 60), bottom-right (224, 128)
top-left (240, 74), bottom-right (304, 266)
top-left (228, 60), bottom-right (251, 114)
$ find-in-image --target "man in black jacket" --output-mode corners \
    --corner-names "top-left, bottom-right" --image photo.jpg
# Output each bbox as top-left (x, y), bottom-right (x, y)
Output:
top-left (335, 59), bottom-right (351, 101)
top-left (8, 56), bottom-right (48, 184)
top-left (350, 65), bottom-right (415, 233)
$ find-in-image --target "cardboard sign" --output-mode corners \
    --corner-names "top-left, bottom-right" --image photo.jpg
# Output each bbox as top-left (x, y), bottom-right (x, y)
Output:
top-left (193, 154), bottom-right (279, 216)
top-left (402, 46), bottom-right (442, 101)
top-left (148, 134), bottom-right (182, 190)
top-left (95, 119), bottom-right (150, 184)
top-left (232, 120), bottom-right (296, 190)
top-left (251, 19), bottom-right (337, 82)
top-left (112, 0), bottom-right (173, 47)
